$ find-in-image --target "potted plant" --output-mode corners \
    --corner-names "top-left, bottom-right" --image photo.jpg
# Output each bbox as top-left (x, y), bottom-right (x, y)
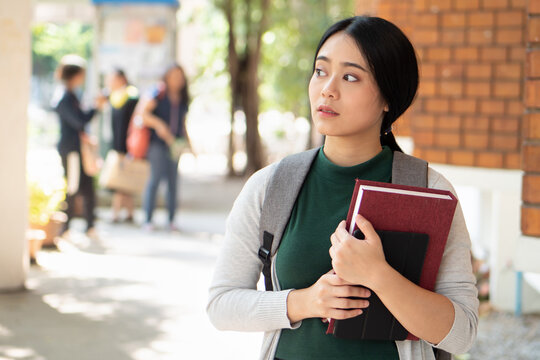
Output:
top-left (28, 179), bottom-right (67, 249)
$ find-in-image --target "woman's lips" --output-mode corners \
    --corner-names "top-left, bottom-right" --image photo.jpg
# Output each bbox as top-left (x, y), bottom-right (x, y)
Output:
top-left (317, 105), bottom-right (339, 118)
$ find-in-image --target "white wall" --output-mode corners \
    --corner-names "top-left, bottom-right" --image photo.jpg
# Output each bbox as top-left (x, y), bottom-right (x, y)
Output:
top-left (0, 0), bottom-right (31, 291)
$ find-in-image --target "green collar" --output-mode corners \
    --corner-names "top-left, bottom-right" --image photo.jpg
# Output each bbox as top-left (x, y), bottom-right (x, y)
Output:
top-left (311, 145), bottom-right (393, 184)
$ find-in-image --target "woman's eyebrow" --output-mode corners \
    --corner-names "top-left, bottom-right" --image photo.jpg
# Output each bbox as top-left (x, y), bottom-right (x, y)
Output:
top-left (315, 55), bottom-right (368, 73)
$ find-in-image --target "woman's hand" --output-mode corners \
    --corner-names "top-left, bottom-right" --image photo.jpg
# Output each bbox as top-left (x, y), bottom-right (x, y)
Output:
top-left (329, 214), bottom-right (388, 289)
top-left (286, 270), bottom-right (370, 323)
top-left (155, 122), bottom-right (175, 145)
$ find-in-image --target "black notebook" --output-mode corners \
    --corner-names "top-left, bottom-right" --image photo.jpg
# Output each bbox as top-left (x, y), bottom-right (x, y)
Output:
top-left (332, 230), bottom-right (429, 341)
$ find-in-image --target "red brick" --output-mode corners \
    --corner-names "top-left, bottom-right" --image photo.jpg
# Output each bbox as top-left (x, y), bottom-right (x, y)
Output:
top-left (529, 18), bottom-right (540, 43)
top-left (464, 133), bottom-right (489, 149)
top-left (525, 80), bottom-right (540, 107)
top-left (491, 116), bottom-right (520, 132)
top-left (414, 0), bottom-right (429, 12)
top-left (424, 98), bottom-right (450, 112)
top-left (451, 99), bottom-right (477, 114)
top-left (468, 11), bottom-right (495, 27)
top-left (429, 0), bottom-right (452, 12)
top-left (482, 0), bottom-right (509, 9)
top-left (413, 13), bottom-right (439, 27)
top-left (414, 130), bottom-right (435, 146)
top-left (480, 99), bottom-right (506, 114)
top-left (526, 50), bottom-right (540, 78)
top-left (419, 80), bottom-right (437, 96)
top-left (494, 81), bottom-right (522, 98)
top-left (426, 47), bottom-right (452, 61)
top-left (525, 113), bottom-right (540, 139)
top-left (523, 174), bottom-right (540, 203)
top-left (510, 46), bottom-right (526, 61)
top-left (455, 0), bottom-right (480, 10)
top-left (491, 134), bottom-right (519, 150)
top-left (467, 29), bottom-right (494, 44)
top-left (439, 81), bottom-right (463, 96)
top-left (438, 64), bottom-right (464, 78)
top-left (422, 148), bottom-right (448, 163)
top-left (463, 116), bottom-right (489, 130)
top-left (506, 100), bottom-right (524, 115)
top-left (435, 131), bottom-right (461, 147)
top-left (449, 150), bottom-right (475, 166)
top-left (415, 29), bottom-right (440, 45)
top-left (442, 13), bottom-right (466, 27)
top-left (438, 115), bottom-right (461, 130)
top-left (476, 151), bottom-right (504, 167)
top-left (420, 63), bottom-right (437, 78)
top-left (465, 64), bottom-right (492, 79)
top-left (441, 29), bottom-right (466, 44)
top-left (480, 47), bottom-right (507, 61)
top-left (521, 206), bottom-right (540, 236)
top-left (497, 29), bottom-right (524, 44)
top-left (511, 0), bottom-right (527, 8)
top-left (522, 143), bottom-right (540, 171)
top-left (530, 0), bottom-right (540, 14)
top-left (495, 63), bottom-right (522, 80)
top-left (496, 10), bottom-right (524, 26)
top-left (415, 114), bottom-right (436, 129)
top-left (454, 47), bottom-right (479, 61)
top-left (505, 152), bottom-right (521, 168)
top-left (466, 82), bottom-right (491, 97)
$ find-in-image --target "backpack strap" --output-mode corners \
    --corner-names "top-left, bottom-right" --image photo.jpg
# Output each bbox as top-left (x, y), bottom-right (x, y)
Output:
top-left (391, 151), bottom-right (428, 187)
top-left (258, 148), bottom-right (319, 290)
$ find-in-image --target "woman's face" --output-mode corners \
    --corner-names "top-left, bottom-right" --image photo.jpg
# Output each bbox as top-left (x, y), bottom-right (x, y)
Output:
top-left (107, 73), bottom-right (125, 91)
top-left (69, 71), bottom-right (86, 90)
top-left (165, 67), bottom-right (185, 93)
top-left (308, 31), bottom-right (388, 137)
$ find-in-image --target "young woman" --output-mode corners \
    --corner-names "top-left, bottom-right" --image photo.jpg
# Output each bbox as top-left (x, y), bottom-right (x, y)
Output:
top-left (106, 68), bottom-right (139, 223)
top-left (53, 54), bottom-right (105, 238)
top-left (141, 64), bottom-right (190, 231)
top-left (207, 16), bottom-right (479, 360)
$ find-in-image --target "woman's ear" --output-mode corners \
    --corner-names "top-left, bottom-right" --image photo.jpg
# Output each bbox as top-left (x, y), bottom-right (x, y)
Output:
top-left (383, 104), bottom-right (389, 112)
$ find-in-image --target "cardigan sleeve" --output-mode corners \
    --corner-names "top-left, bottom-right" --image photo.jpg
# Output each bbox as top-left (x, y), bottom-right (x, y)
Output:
top-left (423, 168), bottom-right (480, 354)
top-left (206, 163), bottom-right (298, 332)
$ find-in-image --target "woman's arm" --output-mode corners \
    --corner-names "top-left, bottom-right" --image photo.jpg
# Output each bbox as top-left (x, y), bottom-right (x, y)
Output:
top-left (206, 163), bottom-right (299, 332)
top-left (56, 97), bottom-right (95, 131)
top-left (141, 98), bottom-right (175, 144)
top-left (329, 171), bottom-right (479, 354)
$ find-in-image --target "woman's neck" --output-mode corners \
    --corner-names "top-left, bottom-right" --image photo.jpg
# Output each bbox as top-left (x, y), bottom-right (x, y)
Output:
top-left (323, 132), bottom-right (383, 167)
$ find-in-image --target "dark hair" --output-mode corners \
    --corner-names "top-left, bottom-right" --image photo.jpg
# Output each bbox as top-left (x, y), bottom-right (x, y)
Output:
top-left (113, 68), bottom-right (129, 85)
top-left (313, 16), bottom-right (419, 153)
top-left (163, 63), bottom-right (190, 109)
top-left (60, 64), bottom-right (85, 82)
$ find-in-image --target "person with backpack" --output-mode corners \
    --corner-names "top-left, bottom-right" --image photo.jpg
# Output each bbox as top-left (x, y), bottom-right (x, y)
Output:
top-left (207, 16), bottom-right (478, 360)
top-left (141, 64), bottom-right (190, 232)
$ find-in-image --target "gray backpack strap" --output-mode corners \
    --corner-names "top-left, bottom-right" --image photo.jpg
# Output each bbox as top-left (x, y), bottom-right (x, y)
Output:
top-left (391, 151), bottom-right (428, 187)
top-left (258, 148), bottom-right (319, 290)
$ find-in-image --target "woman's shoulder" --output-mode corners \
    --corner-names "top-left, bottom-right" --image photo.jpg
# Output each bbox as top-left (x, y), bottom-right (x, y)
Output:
top-left (427, 166), bottom-right (457, 197)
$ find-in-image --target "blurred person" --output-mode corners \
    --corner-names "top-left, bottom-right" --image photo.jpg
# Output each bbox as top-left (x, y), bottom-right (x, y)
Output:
top-left (207, 16), bottom-right (478, 360)
top-left (52, 54), bottom-right (105, 238)
top-left (106, 68), bottom-right (139, 223)
top-left (141, 64), bottom-right (190, 232)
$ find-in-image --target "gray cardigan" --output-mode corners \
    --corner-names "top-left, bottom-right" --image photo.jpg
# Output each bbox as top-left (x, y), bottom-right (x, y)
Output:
top-left (207, 162), bottom-right (479, 360)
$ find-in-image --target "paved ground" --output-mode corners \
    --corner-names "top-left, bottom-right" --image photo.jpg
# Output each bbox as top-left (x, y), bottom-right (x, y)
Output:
top-left (1, 176), bottom-right (539, 360)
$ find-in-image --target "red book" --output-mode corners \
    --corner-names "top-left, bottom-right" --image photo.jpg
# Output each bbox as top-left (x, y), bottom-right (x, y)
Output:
top-left (326, 179), bottom-right (458, 341)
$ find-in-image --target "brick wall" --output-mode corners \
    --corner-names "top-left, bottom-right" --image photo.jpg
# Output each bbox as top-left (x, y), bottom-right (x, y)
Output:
top-left (523, 0), bottom-right (540, 236)
top-left (356, 0), bottom-right (526, 169)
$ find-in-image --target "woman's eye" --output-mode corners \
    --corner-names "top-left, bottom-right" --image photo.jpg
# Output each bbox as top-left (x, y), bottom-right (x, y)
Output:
top-left (315, 68), bottom-right (327, 77)
top-left (344, 74), bottom-right (359, 82)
